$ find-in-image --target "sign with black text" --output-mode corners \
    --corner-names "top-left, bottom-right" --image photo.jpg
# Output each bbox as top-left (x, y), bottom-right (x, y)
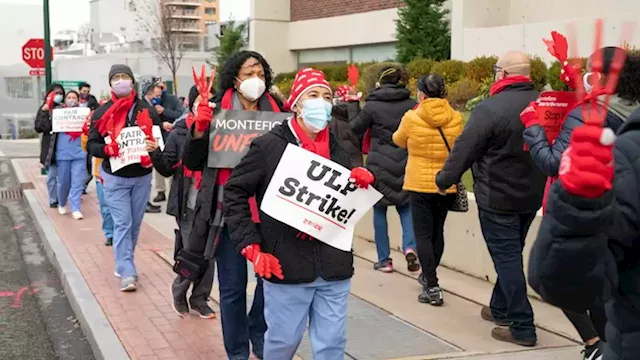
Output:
top-left (207, 110), bottom-right (289, 168)
top-left (52, 107), bottom-right (91, 133)
top-left (261, 144), bottom-right (382, 251)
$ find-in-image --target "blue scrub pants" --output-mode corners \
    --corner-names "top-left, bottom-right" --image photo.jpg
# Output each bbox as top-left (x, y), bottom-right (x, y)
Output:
top-left (96, 180), bottom-right (114, 239)
top-left (46, 164), bottom-right (57, 205)
top-left (101, 170), bottom-right (152, 278)
top-left (56, 159), bottom-right (86, 212)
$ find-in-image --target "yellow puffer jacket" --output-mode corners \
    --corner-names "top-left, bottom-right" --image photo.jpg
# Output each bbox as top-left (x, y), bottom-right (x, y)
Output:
top-left (81, 134), bottom-right (103, 178)
top-left (392, 98), bottom-right (463, 193)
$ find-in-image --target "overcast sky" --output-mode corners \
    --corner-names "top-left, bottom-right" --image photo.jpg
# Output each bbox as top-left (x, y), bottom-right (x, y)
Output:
top-left (0, 0), bottom-right (250, 33)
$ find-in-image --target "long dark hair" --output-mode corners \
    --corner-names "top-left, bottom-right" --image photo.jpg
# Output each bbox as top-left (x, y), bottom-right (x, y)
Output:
top-left (218, 51), bottom-right (274, 93)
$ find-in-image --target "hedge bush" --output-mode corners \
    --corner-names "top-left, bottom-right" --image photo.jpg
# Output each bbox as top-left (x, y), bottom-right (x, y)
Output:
top-left (407, 58), bottom-right (436, 80)
top-left (466, 56), bottom-right (498, 82)
top-left (431, 60), bottom-right (467, 84)
top-left (447, 78), bottom-right (481, 110)
top-left (359, 62), bottom-right (405, 92)
top-left (530, 56), bottom-right (548, 91)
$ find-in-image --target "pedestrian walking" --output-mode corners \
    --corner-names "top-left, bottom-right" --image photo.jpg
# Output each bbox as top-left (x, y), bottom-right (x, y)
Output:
top-left (350, 65), bottom-right (419, 273)
top-left (35, 84), bottom-right (65, 208)
top-left (330, 85), bottom-right (364, 168)
top-left (393, 74), bottom-right (463, 306)
top-left (86, 64), bottom-right (162, 292)
top-left (436, 51), bottom-right (546, 346)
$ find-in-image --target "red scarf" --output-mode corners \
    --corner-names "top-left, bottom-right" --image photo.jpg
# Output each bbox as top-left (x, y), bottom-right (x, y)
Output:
top-left (64, 104), bottom-right (84, 141)
top-left (182, 113), bottom-right (203, 189)
top-left (290, 116), bottom-right (331, 159)
top-left (489, 76), bottom-right (532, 96)
top-left (96, 91), bottom-right (137, 139)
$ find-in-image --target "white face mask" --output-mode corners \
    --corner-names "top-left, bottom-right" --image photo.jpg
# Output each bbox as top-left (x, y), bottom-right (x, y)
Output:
top-left (237, 77), bottom-right (266, 102)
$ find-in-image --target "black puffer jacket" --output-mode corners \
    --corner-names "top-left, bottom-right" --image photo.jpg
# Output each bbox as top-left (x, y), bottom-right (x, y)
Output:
top-left (524, 96), bottom-right (639, 176)
top-left (436, 82), bottom-right (546, 213)
top-left (150, 115), bottom-right (192, 219)
top-left (330, 102), bottom-right (363, 168)
top-left (224, 119), bottom-right (354, 284)
top-left (34, 106), bottom-right (62, 166)
top-left (529, 108), bottom-right (640, 360)
top-left (350, 85), bottom-right (416, 206)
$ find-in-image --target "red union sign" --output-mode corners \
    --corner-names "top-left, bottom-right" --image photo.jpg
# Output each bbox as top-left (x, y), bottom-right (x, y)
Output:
top-left (29, 69), bottom-right (46, 76)
top-left (22, 39), bottom-right (53, 69)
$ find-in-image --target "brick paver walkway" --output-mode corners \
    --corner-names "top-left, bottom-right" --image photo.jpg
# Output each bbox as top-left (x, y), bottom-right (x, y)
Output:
top-left (18, 159), bottom-right (228, 360)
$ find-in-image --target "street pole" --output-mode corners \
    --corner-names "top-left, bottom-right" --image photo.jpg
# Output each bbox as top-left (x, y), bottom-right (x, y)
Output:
top-left (43, 0), bottom-right (52, 90)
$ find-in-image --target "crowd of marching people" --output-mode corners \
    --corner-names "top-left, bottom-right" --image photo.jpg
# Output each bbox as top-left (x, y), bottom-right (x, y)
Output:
top-left (33, 35), bottom-right (640, 359)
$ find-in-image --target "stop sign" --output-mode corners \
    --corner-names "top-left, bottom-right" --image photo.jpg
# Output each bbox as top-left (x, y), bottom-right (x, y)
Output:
top-left (22, 38), bottom-right (53, 69)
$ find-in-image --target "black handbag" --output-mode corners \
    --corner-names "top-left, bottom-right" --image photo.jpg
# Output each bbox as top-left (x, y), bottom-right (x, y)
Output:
top-left (171, 166), bottom-right (208, 281)
top-left (437, 128), bottom-right (469, 213)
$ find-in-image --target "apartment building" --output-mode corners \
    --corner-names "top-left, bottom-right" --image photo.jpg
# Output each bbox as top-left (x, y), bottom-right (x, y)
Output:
top-left (165, 0), bottom-right (220, 34)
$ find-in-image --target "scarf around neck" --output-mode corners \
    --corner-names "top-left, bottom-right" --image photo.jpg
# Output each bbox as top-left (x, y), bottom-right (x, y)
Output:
top-left (489, 75), bottom-right (532, 96)
top-left (290, 117), bottom-right (330, 159)
top-left (96, 91), bottom-right (137, 139)
top-left (65, 105), bottom-right (84, 141)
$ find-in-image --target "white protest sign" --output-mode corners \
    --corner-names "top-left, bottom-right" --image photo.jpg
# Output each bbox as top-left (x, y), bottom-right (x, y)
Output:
top-left (52, 107), bottom-right (91, 133)
top-left (105, 126), bottom-right (147, 173)
top-left (261, 144), bottom-right (382, 252)
top-left (152, 125), bottom-right (165, 151)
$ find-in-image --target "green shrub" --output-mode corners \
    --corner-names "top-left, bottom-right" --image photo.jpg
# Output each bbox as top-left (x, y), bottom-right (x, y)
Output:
top-left (529, 56), bottom-right (548, 91)
top-left (273, 79), bottom-right (294, 98)
top-left (407, 77), bottom-right (418, 98)
top-left (466, 56), bottom-right (498, 82)
top-left (18, 128), bottom-right (39, 139)
top-left (447, 78), bottom-right (481, 110)
top-left (407, 58), bottom-right (436, 79)
top-left (319, 64), bottom-right (348, 82)
top-left (273, 71), bottom-right (296, 84)
top-left (547, 58), bottom-right (588, 91)
top-left (465, 77), bottom-right (493, 111)
top-left (360, 62), bottom-right (404, 93)
top-left (431, 60), bottom-right (467, 84)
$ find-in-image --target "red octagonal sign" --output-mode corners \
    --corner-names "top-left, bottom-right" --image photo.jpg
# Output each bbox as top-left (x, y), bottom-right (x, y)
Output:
top-left (22, 38), bottom-right (53, 69)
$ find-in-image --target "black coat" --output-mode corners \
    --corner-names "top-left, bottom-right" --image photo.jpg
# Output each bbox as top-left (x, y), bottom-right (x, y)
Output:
top-left (436, 82), bottom-right (546, 214)
top-left (523, 96), bottom-right (638, 176)
top-left (224, 119), bottom-right (354, 284)
top-left (528, 109), bottom-right (640, 360)
top-left (150, 115), bottom-right (192, 219)
top-left (350, 85), bottom-right (416, 207)
top-left (330, 102), bottom-right (363, 168)
top-left (87, 98), bottom-right (162, 178)
top-left (158, 93), bottom-right (185, 140)
top-left (34, 105), bottom-right (64, 166)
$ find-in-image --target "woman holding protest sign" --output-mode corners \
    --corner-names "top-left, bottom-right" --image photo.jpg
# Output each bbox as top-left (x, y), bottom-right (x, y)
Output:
top-left (182, 51), bottom-right (283, 360)
top-left (221, 67), bottom-right (375, 359)
top-left (393, 74), bottom-right (463, 306)
top-left (35, 83), bottom-right (65, 208)
top-left (350, 65), bottom-right (418, 274)
top-left (52, 90), bottom-right (88, 220)
top-left (87, 64), bottom-right (162, 292)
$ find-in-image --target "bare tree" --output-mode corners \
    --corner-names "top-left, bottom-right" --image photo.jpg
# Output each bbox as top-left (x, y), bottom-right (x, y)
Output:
top-left (136, 0), bottom-right (186, 94)
top-left (77, 23), bottom-right (92, 55)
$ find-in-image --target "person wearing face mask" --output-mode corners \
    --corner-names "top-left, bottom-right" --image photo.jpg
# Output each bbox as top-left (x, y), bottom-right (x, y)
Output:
top-left (223, 67), bottom-right (374, 359)
top-left (148, 85), bottom-right (217, 319)
top-left (182, 51), bottom-right (282, 360)
top-left (350, 66), bottom-right (419, 274)
top-left (79, 83), bottom-right (99, 196)
top-left (393, 74), bottom-right (463, 306)
top-left (35, 83), bottom-right (66, 208)
top-left (52, 90), bottom-right (88, 220)
top-left (87, 64), bottom-right (163, 292)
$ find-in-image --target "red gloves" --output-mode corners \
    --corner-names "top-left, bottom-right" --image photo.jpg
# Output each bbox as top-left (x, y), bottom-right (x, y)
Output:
top-left (520, 102), bottom-right (540, 128)
top-left (350, 167), bottom-right (375, 189)
top-left (241, 244), bottom-right (284, 280)
top-left (559, 125), bottom-right (616, 198)
top-left (195, 102), bottom-right (213, 132)
top-left (104, 142), bottom-right (119, 157)
top-left (136, 109), bottom-right (154, 169)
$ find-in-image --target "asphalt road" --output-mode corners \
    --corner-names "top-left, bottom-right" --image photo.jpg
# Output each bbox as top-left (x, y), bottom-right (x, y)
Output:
top-left (0, 158), bottom-right (94, 360)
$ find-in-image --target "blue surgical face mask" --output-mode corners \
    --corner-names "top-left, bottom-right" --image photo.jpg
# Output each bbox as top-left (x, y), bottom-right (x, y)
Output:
top-left (162, 90), bottom-right (167, 96)
top-left (152, 97), bottom-right (162, 106)
top-left (299, 98), bottom-right (332, 133)
top-left (53, 94), bottom-right (64, 104)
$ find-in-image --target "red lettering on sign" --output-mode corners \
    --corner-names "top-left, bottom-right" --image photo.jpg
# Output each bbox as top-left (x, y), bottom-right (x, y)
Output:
top-left (213, 133), bottom-right (260, 152)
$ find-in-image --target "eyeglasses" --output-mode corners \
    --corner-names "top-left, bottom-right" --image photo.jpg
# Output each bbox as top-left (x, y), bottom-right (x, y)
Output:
top-left (493, 65), bottom-right (508, 76)
top-left (111, 73), bottom-right (132, 81)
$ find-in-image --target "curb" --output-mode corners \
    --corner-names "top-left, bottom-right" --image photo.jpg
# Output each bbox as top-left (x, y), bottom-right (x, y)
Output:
top-left (11, 159), bottom-right (130, 360)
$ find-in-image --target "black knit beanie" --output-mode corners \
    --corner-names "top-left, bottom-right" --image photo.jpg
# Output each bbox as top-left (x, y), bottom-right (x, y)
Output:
top-left (108, 64), bottom-right (135, 83)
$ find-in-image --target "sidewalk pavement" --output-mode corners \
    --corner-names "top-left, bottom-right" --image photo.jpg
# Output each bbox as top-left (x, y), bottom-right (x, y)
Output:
top-left (16, 158), bottom-right (583, 360)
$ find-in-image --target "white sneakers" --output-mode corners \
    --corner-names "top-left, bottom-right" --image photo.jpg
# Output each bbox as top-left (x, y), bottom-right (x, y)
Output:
top-left (57, 206), bottom-right (83, 220)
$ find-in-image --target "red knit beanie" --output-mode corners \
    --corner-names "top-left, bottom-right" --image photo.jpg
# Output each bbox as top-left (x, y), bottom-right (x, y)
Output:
top-left (284, 68), bottom-right (332, 112)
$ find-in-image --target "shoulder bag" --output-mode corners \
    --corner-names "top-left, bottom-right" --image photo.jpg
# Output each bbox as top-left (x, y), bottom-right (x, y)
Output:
top-left (437, 128), bottom-right (469, 212)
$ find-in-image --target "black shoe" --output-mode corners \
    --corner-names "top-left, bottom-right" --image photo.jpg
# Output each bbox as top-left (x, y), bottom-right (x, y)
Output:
top-left (82, 189), bottom-right (88, 195)
top-left (153, 192), bottom-right (166, 202)
top-left (145, 202), bottom-right (161, 213)
top-left (172, 301), bottom-right (189, 318)
top-left (189, 303), bottom-right (216, 319)
top-left (105, 238), bottom-right (113, 246)
top-left (583, 341), bottom-right (604, 360)
top-left (418, 286), bottom-right (444, 306)
top-left (49, 202), bottom-right (59, 208)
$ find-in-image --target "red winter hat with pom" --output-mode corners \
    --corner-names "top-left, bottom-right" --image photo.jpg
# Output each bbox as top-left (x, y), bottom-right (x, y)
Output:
top-left (284, 68), bottom-right (332, 112)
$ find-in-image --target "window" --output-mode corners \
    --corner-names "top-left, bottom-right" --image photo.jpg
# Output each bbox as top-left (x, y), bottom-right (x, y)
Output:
top-left (5, 77), bottom-right (34, 99)
top-left (205, 7), bottom-right (216, 15)
top-left (205, 0), bottom-right (216, 3)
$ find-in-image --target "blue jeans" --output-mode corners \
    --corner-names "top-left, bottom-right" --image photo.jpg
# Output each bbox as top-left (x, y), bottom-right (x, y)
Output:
top-left (263, 278), bottom-right (350, 360)
top-left (96, 180), bottom-right (114, 239)
top-left (217, 226), bottom-right (266, 360)
top-left (56, 159), bottom-right (86, 212)
top-left (46, 164), bottom-right (58, 205)
top-left (373, 204), bottom-right (416, 263)
top-left (101, 170), bottom-right (152, 278)
top-left (478, 209), bottom-right (537, 341)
